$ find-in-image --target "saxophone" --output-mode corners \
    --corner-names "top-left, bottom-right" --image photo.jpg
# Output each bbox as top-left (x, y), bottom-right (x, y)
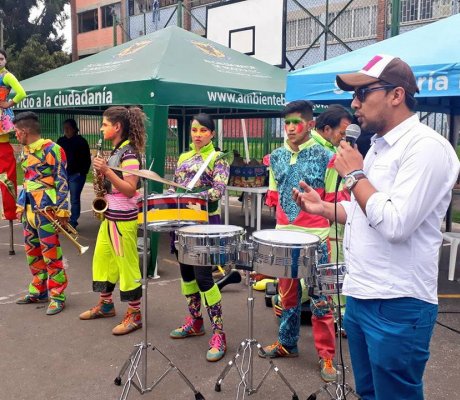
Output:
top-left (92, 134), bottom-right (108, 219)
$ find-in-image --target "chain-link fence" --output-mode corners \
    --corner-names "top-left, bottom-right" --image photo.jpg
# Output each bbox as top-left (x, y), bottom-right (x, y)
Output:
top-left (122, 0), bottom-right (459, 68)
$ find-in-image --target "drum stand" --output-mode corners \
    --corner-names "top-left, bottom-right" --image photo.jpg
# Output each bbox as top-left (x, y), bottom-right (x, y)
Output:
top-left (215, 264), bottom-right (299, 400)
top-left (9, 220), bottom-right (15, 255)
top-left (114, 178), bottom-right (205, 400)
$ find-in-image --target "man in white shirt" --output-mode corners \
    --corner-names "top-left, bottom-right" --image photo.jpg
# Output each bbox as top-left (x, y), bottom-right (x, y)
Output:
top-left (292, 54), bottom-right (460, 400)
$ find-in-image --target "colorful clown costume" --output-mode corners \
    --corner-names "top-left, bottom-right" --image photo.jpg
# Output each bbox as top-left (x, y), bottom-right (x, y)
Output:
top-left (91, 140), bottom-right (142, 302)
top-left (263, 138), bottom-right (337, 372)
top-left (0, 67), bottom-right (26, 220)
top-left (169, 140), bottom-right (230, 362)
top-left (16, 139), bottom-right (69, 303)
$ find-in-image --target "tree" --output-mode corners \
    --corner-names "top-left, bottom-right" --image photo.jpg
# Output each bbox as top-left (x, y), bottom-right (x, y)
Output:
top-left (6, 35), bottom-right (70, 80)
top-left (1, 0), bottom-right (68, 52)
top-left (0, 1), bottom-right (70, 79)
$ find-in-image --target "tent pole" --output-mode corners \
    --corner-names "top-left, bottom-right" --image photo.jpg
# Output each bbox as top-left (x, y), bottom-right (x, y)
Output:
top-left (144, 104), bottom-right (169, 276)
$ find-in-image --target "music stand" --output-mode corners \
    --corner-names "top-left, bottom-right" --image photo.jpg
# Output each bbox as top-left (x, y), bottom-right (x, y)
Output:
top-left (114, 177), bottom-right (205, 400)
top-left (214, 261), bottom-right (299, 400)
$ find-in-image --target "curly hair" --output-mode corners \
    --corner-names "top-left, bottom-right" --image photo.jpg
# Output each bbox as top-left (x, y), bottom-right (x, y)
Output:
top-left (103, 106), bottom-right (146, 153)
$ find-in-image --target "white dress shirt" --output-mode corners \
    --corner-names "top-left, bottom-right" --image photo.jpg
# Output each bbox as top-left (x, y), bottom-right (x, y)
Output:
top-left (341, 115), bottom-right (460, 304)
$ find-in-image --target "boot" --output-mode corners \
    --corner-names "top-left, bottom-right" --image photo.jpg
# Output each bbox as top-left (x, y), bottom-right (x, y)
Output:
top-left (206, 331), bottom-right (226, 362)
top-left (170, 291), bottom-right (205, 338)
top-left (112, 307), bottom-right (142, 335)
top-left (204, 289), bottom-right (226, 362)
top-left (170, 316), bottom-right (205, 338)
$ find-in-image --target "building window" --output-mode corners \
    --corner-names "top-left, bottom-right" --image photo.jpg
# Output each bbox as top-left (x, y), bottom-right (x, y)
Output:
top-left (78, 9), bottom-right (98, 33)
top-left (286, 17), bottom-right (321, 50)
top-left (128, 0), bottom-right (154, 16)
top-left (401, 0), bottom-right (452, 22)
top-left (101, 3), bottom-right (121, 28)
top-left (328, 5), bottom-right (377, 42)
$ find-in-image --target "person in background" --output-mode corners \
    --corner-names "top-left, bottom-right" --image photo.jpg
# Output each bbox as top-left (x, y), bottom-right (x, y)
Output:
top-left (313, 105), bottom-right (353, 336)
top-left (79, 106), bottom-right (146, 336)
top-left (14, 112), bottom-right (69, 316)
top-left (0, 49), bottom-right (26, 222)
top-left (57, 119), bottom-right (91, 229)
top-left (293, 54), bottom-right (460, 399)
top-left (168, 113), bottom-right (230, 362)
top-left (260, 100), bottom-right (337, 383)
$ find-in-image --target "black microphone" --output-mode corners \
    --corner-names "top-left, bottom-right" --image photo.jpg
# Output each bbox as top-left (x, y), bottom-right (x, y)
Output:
top-left (335, 124), bottom-right (362, 192)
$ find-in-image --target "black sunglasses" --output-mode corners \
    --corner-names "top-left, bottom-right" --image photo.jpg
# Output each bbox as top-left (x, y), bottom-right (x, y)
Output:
top-left (352, 85), bottom-right (396, 102)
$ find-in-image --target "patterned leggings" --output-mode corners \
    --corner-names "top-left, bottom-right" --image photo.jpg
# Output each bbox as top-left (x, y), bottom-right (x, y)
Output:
top-left (22, 205), bottom-right (68, 301)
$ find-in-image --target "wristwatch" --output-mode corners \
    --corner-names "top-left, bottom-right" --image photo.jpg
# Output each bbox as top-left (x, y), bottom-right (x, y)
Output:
top-left (344, 170), bottom-right (366, 191)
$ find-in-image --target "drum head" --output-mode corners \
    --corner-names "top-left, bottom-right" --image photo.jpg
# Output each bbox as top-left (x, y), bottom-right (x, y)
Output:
top-left (177, 224), bottom-right (243, 235)
top-left (252, 229), bottom-right (320, 245)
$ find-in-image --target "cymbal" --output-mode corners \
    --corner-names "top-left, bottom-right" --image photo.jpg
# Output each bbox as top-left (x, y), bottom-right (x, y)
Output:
top-left (109, 166), bottom-right (187, 190)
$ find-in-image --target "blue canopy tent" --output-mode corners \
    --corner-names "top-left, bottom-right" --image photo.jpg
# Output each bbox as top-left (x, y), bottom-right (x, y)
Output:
top-left (286, 14), bottom-right (460, 230)
top-left (286, 14), bottom-right (460, 117)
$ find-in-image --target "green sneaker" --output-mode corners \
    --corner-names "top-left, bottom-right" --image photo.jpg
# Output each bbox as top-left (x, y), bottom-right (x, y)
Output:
top-left (46, 299), bottom-right (65, 315)
top-left (16, 293), bottom-right (48, 304)
top-left (319, 358), bottom-right (337, 382)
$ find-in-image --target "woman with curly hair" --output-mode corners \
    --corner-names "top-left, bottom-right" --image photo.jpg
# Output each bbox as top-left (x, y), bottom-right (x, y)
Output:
top-left (79, 106), bottom-right (146, 335)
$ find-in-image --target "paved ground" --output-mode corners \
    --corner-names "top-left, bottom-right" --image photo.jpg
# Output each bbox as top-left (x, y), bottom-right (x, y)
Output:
top-left (0, 184), bottom-right (459, 400)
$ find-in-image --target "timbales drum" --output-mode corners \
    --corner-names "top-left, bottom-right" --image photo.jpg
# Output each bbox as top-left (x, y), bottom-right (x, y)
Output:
top-left (175, 224), bottom-right (245, 266)
top-left (312, 263), bottom-right (347, 295)
top-left (239, 229), bottom-right (320, 279)
top-left (137, 193), bottom-right (208, 232)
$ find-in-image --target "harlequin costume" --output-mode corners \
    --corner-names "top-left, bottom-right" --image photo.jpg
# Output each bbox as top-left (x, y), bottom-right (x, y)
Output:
top-left (81, 140), bottom-right (143, 335)
top-left (262, 137), bottom-right (338, 382)
top-left (169, 141), bottom-right (230, 362)
top-left (0, 67), bottom-right (26, 220)
top-left (16, 139), bottom-right (69, 315)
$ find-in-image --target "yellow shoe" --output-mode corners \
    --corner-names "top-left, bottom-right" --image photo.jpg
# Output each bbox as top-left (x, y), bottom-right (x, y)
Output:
top-left (112, 308), bottom-right (142, 335)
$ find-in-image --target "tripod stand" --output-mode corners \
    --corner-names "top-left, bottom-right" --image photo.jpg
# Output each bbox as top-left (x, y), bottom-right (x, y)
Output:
top-left (214, 264), bottom-right (299, 400)
top-left (114, 178), bottom-right (205, 400)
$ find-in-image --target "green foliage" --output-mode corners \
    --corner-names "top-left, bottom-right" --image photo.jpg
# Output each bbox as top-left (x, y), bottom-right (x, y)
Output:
top-left (1, 0), bottom-right (70, 80)
top-left (6, 35), bottom-right (70, 80)
top-left (1, 0), bottom-right (68, 52)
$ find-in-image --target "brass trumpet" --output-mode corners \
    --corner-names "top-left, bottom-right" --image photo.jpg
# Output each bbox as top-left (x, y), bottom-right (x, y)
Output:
top-left (35, 206), bottom-right (89, 255)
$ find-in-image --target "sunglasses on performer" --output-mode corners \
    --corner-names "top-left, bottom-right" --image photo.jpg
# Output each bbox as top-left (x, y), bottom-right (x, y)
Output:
top-left (352, 85), bottom-right (396, 102)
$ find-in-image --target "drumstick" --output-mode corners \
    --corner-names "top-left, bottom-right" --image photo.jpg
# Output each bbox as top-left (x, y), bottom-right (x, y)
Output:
top-left (109, 166), bottom-right (188, 190)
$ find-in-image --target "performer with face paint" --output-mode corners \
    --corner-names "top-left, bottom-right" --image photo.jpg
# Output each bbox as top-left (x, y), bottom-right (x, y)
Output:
top-left (0, 49), bottom-right (26, 223)
top-left (79, 106), bottom-right (146, 336)
top-left (260, 100), bottom-right (338, 383)
top-left (168, 113), bottom-right (230, 362)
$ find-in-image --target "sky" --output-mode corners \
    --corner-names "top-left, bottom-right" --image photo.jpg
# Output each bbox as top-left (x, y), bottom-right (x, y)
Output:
top-left (30, 2), bottom-right (72, 53)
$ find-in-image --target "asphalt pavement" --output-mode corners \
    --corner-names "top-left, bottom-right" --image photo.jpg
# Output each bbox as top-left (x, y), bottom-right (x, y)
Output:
top-left (0, 184), bottom-right (459, 400)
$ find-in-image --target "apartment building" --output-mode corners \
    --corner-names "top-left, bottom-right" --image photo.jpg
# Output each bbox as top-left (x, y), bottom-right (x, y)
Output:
top-left (72, 0), bottom-right (127, 60)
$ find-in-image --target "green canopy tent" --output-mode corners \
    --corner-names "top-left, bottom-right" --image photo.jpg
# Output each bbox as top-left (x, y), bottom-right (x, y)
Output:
top-left (17, 26), bottom-right (287, 270)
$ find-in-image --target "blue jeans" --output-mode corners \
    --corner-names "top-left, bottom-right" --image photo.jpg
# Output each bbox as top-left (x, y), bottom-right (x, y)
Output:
top-left (68, 173), bottom-right (86, 227)
top-left (343, 297), bottom-right (437, 400)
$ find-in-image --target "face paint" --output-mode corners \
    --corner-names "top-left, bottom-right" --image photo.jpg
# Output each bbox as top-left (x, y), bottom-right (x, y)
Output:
top-left (191, 121), bottom-right (213, 150)
top-left (284, 118), bottom-right (305, 133)
top-left (284, 112), bottom-right (311, 148)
